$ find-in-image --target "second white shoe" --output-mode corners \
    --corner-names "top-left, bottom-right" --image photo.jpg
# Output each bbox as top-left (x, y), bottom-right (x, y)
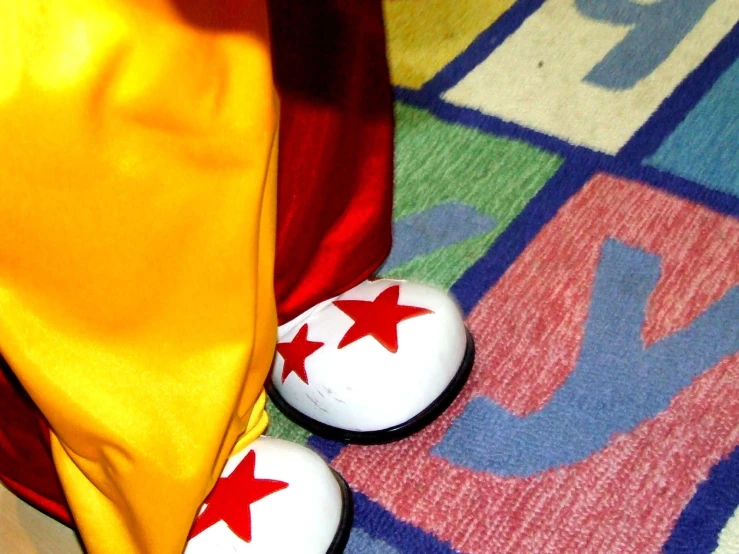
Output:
top-left (186, 436), bottom-right (352, 553)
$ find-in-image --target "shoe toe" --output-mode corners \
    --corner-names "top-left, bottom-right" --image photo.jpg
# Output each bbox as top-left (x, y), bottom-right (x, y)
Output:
top-left (186, 436), bottom-right (350, 553)
top-left (270, 279), bottom-right (472, 442)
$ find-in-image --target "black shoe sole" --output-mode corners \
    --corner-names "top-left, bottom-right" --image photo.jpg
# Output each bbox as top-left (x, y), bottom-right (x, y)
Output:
top-left (267, 328), bottom-right (475, 445)
top-left (327, 470), bottom-right (354, 554)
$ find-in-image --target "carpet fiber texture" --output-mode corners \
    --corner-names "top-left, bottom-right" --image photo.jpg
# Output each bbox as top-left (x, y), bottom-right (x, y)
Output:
top-left (267, 2), bottom-right (739, 553)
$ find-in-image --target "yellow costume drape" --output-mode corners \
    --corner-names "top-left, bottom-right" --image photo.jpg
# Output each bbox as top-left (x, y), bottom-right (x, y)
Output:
top-left (0, 1), bottom-right (277, 552)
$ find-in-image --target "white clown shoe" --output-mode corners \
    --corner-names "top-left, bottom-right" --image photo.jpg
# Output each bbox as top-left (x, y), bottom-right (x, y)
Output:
top-left (186, 436), bottom-right (352, 554)
top-left (268, 279), bottom-right (474, 443)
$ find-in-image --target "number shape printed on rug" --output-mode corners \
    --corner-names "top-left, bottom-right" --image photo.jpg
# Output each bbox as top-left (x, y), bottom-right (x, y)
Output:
top-left (576, 0), bottom-right (717, 90)
top-left (434, 238), bottom-right (739, 477)
top-left (442, 0), bottom-right (738, 153)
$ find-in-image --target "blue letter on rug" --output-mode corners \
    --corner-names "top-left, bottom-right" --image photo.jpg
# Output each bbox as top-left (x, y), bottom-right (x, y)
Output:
top-left (434, 239), bottom-right (739, 477)
top-left (379, 202), bottom-right (496, 273)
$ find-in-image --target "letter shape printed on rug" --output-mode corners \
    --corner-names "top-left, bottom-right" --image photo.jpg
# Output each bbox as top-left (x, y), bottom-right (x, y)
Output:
top-left (333, 173), bottom-right (739, 554)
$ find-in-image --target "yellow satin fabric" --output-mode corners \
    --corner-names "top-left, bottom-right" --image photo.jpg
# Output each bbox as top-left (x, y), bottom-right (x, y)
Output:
top-left (0, 2), bottom-right (277, 553)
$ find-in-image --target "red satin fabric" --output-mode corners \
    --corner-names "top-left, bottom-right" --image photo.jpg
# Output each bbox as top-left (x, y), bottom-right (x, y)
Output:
top-left (0, 358), bottom-right (70, 524)
top-left (0, 0), bottom-right (392, 526)
top-left (273, 0), bottom-right (393, 322)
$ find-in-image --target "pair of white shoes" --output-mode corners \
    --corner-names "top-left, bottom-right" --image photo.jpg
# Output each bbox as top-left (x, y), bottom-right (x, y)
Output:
top-left (186, 279), bottom-right (473, 553)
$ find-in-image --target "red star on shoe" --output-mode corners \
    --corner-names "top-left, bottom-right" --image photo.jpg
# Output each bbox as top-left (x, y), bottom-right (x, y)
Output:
top-left (276, 323), bottom-right (324, 384)
top-left (189, 449), bottom-right (288, 543)
top-left (333, 285), bottom-right (433, 353)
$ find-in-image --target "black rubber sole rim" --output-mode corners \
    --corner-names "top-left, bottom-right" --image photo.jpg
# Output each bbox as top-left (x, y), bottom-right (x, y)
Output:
top-left (267, 328), bottom-right (475, 445)
top-left (327, 470), bottom-right (354, 554)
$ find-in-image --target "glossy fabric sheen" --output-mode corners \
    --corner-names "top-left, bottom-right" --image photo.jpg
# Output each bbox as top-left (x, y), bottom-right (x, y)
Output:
top-left (0, 2), bottom-right (278, 553)
top-left (271, 0), bottom-right (394, 323)
top-left (0, 0), bottom-right (394, 551)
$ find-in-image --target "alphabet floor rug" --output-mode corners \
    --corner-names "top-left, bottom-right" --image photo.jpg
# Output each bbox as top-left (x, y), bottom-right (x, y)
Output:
top-left (269, 2), bottom-right (739, 552)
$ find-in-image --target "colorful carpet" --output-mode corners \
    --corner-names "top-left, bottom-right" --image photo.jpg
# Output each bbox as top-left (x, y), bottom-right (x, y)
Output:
top-left (268, 2), bottom-right (739, 553)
